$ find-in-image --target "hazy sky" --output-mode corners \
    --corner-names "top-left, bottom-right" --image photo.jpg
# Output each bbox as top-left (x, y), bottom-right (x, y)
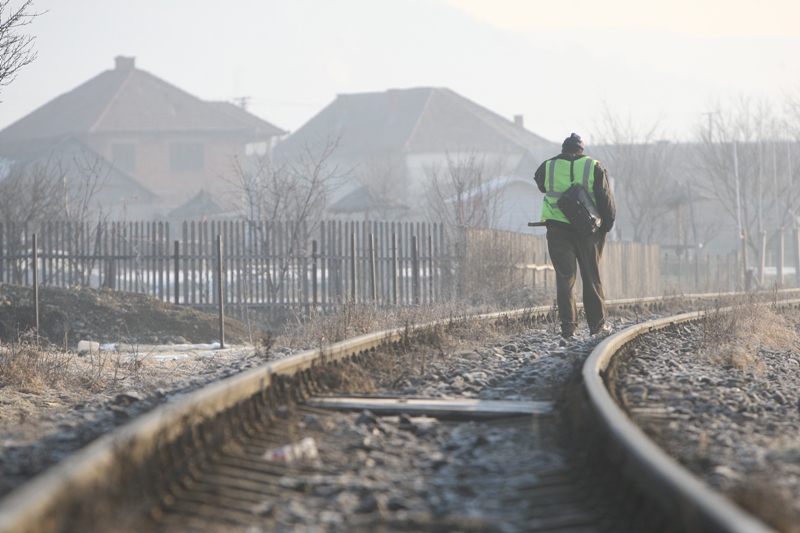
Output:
top-left (1, 0), bottom-right (798, 145)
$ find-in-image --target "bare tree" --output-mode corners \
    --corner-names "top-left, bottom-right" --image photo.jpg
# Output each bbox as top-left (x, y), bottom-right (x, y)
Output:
top-left (0, 158), bottom-right (59, 226)
top-left (783, 89), bottom-right (800, 227)
top-left (0, 146), bottom-right (112, 285)
top-left (593, 106), bottom-right (679, 243)
top-left (230, 133), bottom-right (347, 299)
top-left (55, 148), bottom-right (112, 286)
top-left (691, 96), bottom-right (787, 276)
top-left (423, 151), bottom-right (506, 234)
top-left (0, 157), bottom-right (60, 282)
top-left (348, 154), bottom-right (408, 220)
top-left (0, 0), bottom-right (41, 95)
top-left (235, 134), bottom-right (344, 225)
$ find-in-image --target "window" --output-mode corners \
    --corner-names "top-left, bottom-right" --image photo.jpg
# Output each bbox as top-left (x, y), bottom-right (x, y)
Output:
top-left (245, 141), bottom-right (269, 157)
top-left (170, 142), bottom-right (204, 171)
top-left (112, 143), bottom-right (136, 173)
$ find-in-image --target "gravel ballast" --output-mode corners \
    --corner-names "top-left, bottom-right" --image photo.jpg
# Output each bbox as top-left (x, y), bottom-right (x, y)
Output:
top-left (3, 293), bottom-right (799, 531)
top-left (614, 305), bottom-right (800, 532)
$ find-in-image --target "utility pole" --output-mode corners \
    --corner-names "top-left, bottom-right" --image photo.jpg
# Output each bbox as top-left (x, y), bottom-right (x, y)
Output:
top-left (757, 137), bottom-right (763, 239)
top-left (789, 141), bottom-right (796, 228)
top-left (233, 96), bottom-right (250, 110)
top-left (734, 142), bottom-right (749, 289)
top-left (773, 138), bottom-right (780, 228)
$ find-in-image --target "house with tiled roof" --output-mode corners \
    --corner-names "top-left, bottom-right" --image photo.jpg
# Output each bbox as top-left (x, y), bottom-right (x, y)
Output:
top-left (274, 87), bottom-right (558, 220)
top-left (0, 56), bottom-right (286, 217)
top-left (0, 135), bottom-right (157, 219)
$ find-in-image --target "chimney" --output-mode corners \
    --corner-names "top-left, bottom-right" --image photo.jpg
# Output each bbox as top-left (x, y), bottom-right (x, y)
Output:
top-left (115, 56), bottom-right (136, 70)
top-left (513, 115), bottom-right (524, 128)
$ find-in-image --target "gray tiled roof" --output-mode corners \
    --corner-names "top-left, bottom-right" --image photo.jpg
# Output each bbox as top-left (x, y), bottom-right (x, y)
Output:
top-left (276, 87), bottom-right (557, 158)
top-left (0, 135), bottom-right (156, 200)
top-left (0, 60), bottom-right (286, 142)
top-left (168, 189), bottom-right (229, 218)
top-left (327, 185), bottom-right (409, 214)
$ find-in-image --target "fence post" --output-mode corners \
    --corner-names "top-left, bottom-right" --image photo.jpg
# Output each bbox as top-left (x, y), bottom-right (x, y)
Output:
top-left (412, 235), bottom-right (420, 304)
top-left (312, 240), bottom-right (318, 312)
top-left (369, 233), bottom-right (377, 302)
top-left (216, 234), bottom-right (225, 349)
top-left (33, 233), bottom-right (39, 338)
top-left (795, 228), bottom-right (800, 287)
top-left (777, 228), bottom-right (784, 286)
top-left (350, 232), bottom-right (357, 302)
top-left (0, 222), bottom-right (3, 283)
top-left (741, 231), bottom-right (749, 290)
top-left (759, 229), bottom-right (767, 285)
top-left (173, 240), bottom-right (180, 304)
top-left (428, 233), bottom-right (433, 304)
top-left (392, 232), bottom-right (398, 305)
top-left (727, 253), bottom-right (732, 292)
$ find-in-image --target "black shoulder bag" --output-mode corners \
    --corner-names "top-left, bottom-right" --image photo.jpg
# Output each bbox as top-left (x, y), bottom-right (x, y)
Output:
top-left (557, 183), bottom-right (602, 239)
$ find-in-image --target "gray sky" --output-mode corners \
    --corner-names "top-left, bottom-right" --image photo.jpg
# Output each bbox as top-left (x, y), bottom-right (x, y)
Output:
top-left (2, 0), bottom-right (799, 144)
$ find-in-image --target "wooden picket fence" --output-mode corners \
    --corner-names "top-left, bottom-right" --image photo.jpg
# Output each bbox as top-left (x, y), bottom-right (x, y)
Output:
top-left (461, 227), bottom-right (662, 300)
top-left (0, 220), bottom-right (452, 312)
top-left (0, 220), bottom-right (678, 313)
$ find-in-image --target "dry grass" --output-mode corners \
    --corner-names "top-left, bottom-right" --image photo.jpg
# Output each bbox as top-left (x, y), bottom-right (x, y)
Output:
top-left (311, 330), bottom-right (449, 396)
top-left (0, 296), bottom-right (521, 398)
top-left (278, 299), bottom-right (510, 352)
top-left (0, 334), bottom-right (203, 396)
top-left (732, 477), bottom-right (800, 533)
top-left (297, 298), bottom-right (533, 400)
top-left (308, 304), bottom-right (530, 399)
top-left (0, 334), bottom-right (79, 392)
top-left (700, 295), bottom-right (798, 371)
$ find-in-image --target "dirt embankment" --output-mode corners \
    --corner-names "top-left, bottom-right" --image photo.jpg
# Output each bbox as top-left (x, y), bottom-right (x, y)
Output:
top-left (0, 283), bottom-right (251, 347)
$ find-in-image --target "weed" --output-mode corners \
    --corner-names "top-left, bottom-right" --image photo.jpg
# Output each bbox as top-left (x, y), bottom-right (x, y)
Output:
top-left (700, 295), bottom-right (798, 372)
top-left (546, 299), bottom-right (559, 337)
top-left (0, 332), bottom-right (77, 391)
top-left (278, 299), bottom-right (488, 353)
top-left (731, 477), bottom-right (800, 533)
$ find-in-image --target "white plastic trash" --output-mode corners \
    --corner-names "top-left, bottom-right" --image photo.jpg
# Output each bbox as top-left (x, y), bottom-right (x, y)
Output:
top-left (77, 340), bottom-right (100, 355)
top-left (263, 437), bottom-right (319, 463)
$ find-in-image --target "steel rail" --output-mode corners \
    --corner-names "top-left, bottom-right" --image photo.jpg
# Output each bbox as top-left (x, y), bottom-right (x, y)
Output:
top-left (1, 289), bottom-right (799, 532)
top-left (582, 298), bottom-right (800, 533)
top-left (0, 305), bottom-right (558, 533)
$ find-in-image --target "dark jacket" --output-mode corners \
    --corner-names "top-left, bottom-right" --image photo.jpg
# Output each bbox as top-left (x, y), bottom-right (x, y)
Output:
top-left (534, 152), bottom-right (616, 233)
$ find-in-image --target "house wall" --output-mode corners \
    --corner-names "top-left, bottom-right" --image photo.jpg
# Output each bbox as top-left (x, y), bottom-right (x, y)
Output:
top-left (82, 133), bottom-right (250, 210)
top-left (401, 151), bottom-right (524, 220)
top-left (494, 181), bottom-right (543, 235)
top-left (321, 153), bottom-right (412, 217)
top-left (404, 151), bottom-right (523, 190)
top-left (91, 185), bottom-right (154, 220)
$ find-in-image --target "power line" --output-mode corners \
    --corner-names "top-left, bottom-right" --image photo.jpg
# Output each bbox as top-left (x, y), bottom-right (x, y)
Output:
top-left (248, 97), bottom-right (325, 108)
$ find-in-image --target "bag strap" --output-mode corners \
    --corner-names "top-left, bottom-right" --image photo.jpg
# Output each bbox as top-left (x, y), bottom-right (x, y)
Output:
top-left (582, 158), bottom-right (594, 189)
top-left (547, 156), bottom-right (596, 200)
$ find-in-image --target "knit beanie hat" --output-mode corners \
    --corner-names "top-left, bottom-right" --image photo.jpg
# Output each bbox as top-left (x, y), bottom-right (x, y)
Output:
top-left (562, 133), bottom-right (585, 151)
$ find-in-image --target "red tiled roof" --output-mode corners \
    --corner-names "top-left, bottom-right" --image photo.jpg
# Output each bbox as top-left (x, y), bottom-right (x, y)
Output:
top-left (0, 59), bottom-right (286, 142)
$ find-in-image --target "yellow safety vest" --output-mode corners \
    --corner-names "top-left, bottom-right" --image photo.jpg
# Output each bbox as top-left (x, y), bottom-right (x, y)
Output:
top-left (541, 156), bottom-right (598, 224)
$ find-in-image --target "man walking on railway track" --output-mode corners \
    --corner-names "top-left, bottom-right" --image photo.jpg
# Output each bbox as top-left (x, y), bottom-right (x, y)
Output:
top-left (534, 133), bottom-right (616, 343)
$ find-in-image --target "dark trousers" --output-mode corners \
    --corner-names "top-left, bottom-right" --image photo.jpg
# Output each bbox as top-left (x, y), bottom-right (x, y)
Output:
top-left (546, 225), bottom-right (606, 336)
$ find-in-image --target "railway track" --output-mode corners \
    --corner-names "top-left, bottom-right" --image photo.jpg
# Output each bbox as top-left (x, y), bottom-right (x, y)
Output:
top-left (0, 291), bottom-right (798, 532)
